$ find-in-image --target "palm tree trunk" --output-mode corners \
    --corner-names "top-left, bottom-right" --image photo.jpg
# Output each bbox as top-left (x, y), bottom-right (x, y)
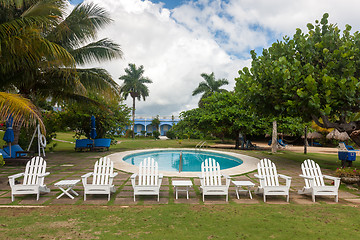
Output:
top-left (132, 97), bottom-right (135, 139)
top-left (271, 120), bottom-right (277, 153)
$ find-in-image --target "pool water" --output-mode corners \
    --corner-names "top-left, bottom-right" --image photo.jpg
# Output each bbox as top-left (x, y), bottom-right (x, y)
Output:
top-left (123, 150), bottom-right (243, 172)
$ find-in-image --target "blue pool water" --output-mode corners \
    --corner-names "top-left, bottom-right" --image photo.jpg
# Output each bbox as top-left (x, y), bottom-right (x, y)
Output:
top-left (123, 150), bottom-right (243, 172)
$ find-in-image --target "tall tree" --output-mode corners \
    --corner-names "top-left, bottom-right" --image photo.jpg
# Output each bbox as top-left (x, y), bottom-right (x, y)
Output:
top-left (236, 13), bottom-right (360, 147)
top-left (0, 1), bottom-right (123, 143)
top-left (192, 72), bottom-right (229, 107)
top-left (119, 63), bottom-right (152, 138)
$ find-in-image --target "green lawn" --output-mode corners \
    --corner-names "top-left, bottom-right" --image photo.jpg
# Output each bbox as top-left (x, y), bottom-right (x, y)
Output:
top-left (0, 204), bottom-right (359, 239)
top-left (2, 132), bottom-right (360, 239)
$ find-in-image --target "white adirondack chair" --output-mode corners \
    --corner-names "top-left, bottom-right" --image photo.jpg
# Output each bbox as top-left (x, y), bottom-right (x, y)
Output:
top-left (8, 156), bottom-right (50, 202)
top-left (254, 158), bottom-right (292, 202)
top-left (298, 159), bottom-right (340, 202)
top-left (199, 158), bottom-right (231, 202)
top-left (81, 157), bottom-right (118, 201)
top-left (131, 157), bottom-right (163, 201)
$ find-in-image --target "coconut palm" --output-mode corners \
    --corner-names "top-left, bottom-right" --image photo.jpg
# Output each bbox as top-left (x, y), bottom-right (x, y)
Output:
top-left (192, 72), bottom-right (229, 107)
top-left (0, 1), bottom-right (123, 142)
top-left (119, 63), bottom-right (152, 138)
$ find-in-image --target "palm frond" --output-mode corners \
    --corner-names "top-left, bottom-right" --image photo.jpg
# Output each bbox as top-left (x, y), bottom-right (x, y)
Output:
top-left (70, 38), bottom-right (123, 65)
top-left (48, 2), bottom-right (112, 48)
top-left (76, 68), bottom-right (121, 96)
top-left (0, 92), bottom-right (45, 132)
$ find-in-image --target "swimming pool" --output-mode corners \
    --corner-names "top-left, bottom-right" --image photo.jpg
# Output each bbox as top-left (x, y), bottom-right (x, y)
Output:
top-left (122, 149), bottom-right (243, 172)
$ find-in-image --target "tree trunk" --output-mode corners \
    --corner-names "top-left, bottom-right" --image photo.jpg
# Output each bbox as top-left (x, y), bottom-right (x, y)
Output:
top-left (304, 126), bottom-right (307, 154)
top-left (12, 120), bottom-right (23, 145)
top-left (350, 130), bottom-right (360, 147)
top-left (132, 97), bottom-right (135, 139)
top-left (271, 120), bottom-right (277, 153)
top-left (235, 131), bottom-right (240, 149)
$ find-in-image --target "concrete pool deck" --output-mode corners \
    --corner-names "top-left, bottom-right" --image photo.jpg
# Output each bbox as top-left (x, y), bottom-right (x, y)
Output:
top-left (109, 148), bottom-right (259, 177)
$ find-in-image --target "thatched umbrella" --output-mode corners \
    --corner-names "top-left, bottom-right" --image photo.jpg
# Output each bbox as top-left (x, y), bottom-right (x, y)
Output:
top-left (302, 131), bottom-right (323, 146)
top-left (326, 129), bottom-right (350, 141)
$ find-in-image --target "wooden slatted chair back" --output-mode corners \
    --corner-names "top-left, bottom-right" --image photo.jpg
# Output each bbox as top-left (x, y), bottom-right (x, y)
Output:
top-left (23, 156), bottom-right (47, 185)
top-left (258, 158), bottom-right (279, 187)
top-left (138, 157), bottom-right (158, 186)
top-left (92, 157), bottom-right (114, 185)
top-left (201, 158), bottom-right (222, 186)
top-left (301, 159), bottom-right (324, 188)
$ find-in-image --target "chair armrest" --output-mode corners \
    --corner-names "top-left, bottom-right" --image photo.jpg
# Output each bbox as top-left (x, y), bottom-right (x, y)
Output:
top-left (254, 174), bottom-right (264, 179)
top-left (38, 172), bottom-right (50, 178)
top-left (323, 175), bottom-right (340, 181)
top-left (130, 173), bottom-right (137, 179)
top-left (278, 174), bottom-right (292, 180)
top-left (8, 173), bottom-right (24, 179)
top-left (299, 174), bottom-right (315, 180)
top-left (110, 172), bottom-right (118, 178)
top-left (279, 174), bottom-right (292, 187)
top-left (81, 172), bottom-right (93, 185)
top-left (222, 174), bottom-right (231, 187)
top-left (159, 173), bottom-right (163, 179)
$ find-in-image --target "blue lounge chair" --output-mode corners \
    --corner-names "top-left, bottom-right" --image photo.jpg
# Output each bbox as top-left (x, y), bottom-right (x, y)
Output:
top-left (278, 139), bottom-right (287, 147)
top-left (93, 138), bottom-right (111, 151)
top-left (75, 139), bottom-right (93, 151)
top-left (1, 145), bottom-right (33, 165)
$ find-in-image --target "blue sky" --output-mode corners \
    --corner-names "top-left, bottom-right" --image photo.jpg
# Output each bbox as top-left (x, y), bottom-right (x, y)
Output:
top-left (77, 0), bottom-right (360, 117)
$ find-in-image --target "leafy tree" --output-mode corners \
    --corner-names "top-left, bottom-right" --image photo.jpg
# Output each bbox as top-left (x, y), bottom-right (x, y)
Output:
top-left (0, 1), bottom-right (123, 143)
top-left (235, 13), bottom-right (360, 147)
top-left (199, 92), bottom-right (266, 149)
top-left (192, 72), bottom-right (229, 107)
top-left (55, 94), bottom-right (131, 141)
top-left (119, 63), bottom-right (152, 138)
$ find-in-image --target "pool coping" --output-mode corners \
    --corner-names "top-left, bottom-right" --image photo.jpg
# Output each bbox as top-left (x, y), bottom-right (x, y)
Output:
top-left (109, 148), bottom-right (259, 177)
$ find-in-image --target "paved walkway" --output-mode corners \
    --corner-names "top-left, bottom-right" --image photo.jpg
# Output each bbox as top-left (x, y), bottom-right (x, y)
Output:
top-left (0, 148), bottom-right (359, 206)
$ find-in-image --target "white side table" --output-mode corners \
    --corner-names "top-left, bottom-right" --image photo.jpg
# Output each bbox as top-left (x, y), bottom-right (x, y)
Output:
top-left (54, 180), bottom-right (80, 199)
top-left (172, 180), bottom-right (193, 199)
top-left (232, 180), bottom-right (255, 199)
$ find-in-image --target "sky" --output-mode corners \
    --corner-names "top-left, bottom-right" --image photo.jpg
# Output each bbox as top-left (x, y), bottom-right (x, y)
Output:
top-left (72, 0), bottom-right (360, 118)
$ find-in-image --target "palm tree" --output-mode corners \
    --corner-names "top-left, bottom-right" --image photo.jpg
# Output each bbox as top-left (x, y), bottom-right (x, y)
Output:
top-left (192, 72), bottom-right (229, 107)
top-left (0, 92), bottom-right (44, 132)
top-left (0, 1), bottom-right (123, 143)
top-left (119, 63), bottom-right (152, 138)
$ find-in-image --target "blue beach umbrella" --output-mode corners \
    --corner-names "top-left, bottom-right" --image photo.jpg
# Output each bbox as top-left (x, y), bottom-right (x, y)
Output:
top-left (3, 115), bottom-right (15, 156)
top-left (90, 115), bottom-right (97, 139)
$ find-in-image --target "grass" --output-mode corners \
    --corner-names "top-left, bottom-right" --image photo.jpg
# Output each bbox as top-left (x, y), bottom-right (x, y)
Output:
top-left (2, 132), bottom-right (360, 238)
top-left (0, 205), bottom-right (360, 239)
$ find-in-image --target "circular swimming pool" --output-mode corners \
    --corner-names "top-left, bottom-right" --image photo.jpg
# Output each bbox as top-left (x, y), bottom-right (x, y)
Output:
top-left (122, 149), bottom-right (243, 172)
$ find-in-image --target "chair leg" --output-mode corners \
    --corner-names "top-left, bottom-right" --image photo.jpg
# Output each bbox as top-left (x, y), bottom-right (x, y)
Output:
top-left (203, 194), bottom-right (205, 202)
top-left (263, 194), bottom-right (266, 202)
top-left (312, 193), bottom-right (315, 202)
top-left (84, 193), bottom-right (86, 201)
top-left (11, 194), bottom-right (14, 202)
top-left (37, 193), bottom-right (39, 201)
top-left (134, 194), bottom-right (136, 202)
top-left (287, 194), bottom-right (289, 202)
top-left (108, 194), bottom-right (110, 201)
top-left (157, 194), bottom-right (159, 202)
top-left (335, 195), bottom-right (338, 203)
top-left (226, 194), bottom-right (228, 202)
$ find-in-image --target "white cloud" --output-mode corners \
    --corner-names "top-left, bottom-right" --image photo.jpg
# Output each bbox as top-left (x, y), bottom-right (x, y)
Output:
top-left (84, 0), bottom-right (360, 117)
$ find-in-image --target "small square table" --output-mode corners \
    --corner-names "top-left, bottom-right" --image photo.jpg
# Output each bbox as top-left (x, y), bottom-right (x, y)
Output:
top-left (232, 180), bottom-right (255, 199)
top-left (54, 179), bottom-right (80, 199)
top-left (172, 180), bottom-right (193, 199)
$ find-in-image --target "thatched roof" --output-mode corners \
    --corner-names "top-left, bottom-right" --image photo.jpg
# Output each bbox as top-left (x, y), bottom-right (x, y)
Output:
top-left (302, 132), bottom-right (323, 139)
top-left (326, 129), bottom-right (350, 141)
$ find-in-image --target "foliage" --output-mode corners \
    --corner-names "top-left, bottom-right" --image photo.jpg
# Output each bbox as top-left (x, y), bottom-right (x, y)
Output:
top-left (335, 168), bottom-right (360, 177)
top-left (166, 129), bottom-right (176, 139)
top-left (151, 116), bottom-right (160, 131)
top-left (56, 94), bottom-right (131, 140)
top-left (192, 72), bottom-right (229, 107)
top-left (235, 13), bottom-right (360, 146)
top-left (124, 129), bottom-right (133, 138)
top-left (171, 108), bottom-right (205, 139)
top-left (152, 130), bottom-right (160, 140)
top-left (119, 63), bottom-right (152, 138)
